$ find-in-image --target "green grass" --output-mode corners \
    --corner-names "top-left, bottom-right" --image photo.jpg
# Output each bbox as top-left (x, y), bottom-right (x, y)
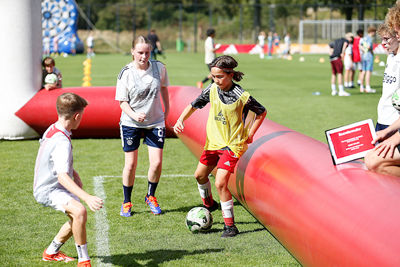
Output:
top-left (0, 52), bottom-right (384, 266)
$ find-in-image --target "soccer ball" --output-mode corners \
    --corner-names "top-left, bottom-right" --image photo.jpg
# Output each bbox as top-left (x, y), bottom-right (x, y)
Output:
top-left (392, 89), bottom-right (400, 111)
top-left (44, 73), bottom-right (58, 84)
top-left (185, 207), bottom-right (213, 233)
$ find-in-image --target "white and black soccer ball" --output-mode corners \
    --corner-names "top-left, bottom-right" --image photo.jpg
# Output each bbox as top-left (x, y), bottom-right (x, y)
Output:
top-left (45, 73), bottom-right (58, 84)
top-left (392, 89), bottom-right (400, 111)
top-left (185, 207), bottom-right (213, 233)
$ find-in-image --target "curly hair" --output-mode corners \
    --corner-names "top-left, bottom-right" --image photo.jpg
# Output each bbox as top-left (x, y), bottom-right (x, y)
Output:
top-left (386, 1), bottom-right (400, 32)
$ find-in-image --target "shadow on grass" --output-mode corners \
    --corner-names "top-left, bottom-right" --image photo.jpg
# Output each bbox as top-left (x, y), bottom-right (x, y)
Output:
top-left (95, 248), bottom-right (224, 266)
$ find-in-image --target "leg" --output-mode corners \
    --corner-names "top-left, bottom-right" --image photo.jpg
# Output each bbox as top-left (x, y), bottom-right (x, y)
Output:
top-left (215, 168), bottom-right (239, 237)
top-left (64, 199), bottom-right (91, 263)
top-left (42, 221), bottom-right (75, 262)
top-left (145, 146), bottom-right (164, 214)
top-left (122, 150), bottom-right (138, 187)
top-left (194, 162), bottom-right (218, 210)
top-left (54, 221), bottom-right (73, 243)
top-left (365, 149), bottom-right (400, 177)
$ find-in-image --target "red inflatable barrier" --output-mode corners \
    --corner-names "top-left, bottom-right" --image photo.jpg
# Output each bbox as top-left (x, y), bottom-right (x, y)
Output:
top-left (15, 87), bottom-right (175, 138)
top-left (166, 86), bottom-right (400, 267)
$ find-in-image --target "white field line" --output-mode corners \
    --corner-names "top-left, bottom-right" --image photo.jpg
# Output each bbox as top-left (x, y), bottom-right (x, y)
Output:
top-left (92, 173), bottom-right (193, 266)
top-left (93, 175), bottom-right (112, 267)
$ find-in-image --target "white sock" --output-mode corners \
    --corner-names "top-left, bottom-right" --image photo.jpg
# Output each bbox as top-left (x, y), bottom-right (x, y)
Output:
top-left (197, 180), bottom-right (212, 199)
top-left (75, 243), bottom-right (90, 262)
top-left (338, 85), bottom-right (344, 92)
top-left (46, 238), bottom-right (63, 255)
top-left (221, 199), bottom-right (234, 226)
top-left (331, 84), bottom-right (336, 92)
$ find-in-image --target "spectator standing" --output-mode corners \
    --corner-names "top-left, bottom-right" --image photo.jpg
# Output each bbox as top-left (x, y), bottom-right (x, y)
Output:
top-left (197, 28), bottom-right (221, 88)
top-left (329, 36), bottom-right (351, 96)
top-left (359, 26), bottom-right (377, 93)
top-left (147, 29), bottom-right (163, 60)
top-left (86, 32), bottom-right (95, 58)
top-left (352, 29), bottom-right (364, 86)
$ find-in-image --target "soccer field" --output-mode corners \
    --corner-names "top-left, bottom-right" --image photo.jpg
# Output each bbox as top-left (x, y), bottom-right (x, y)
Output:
top-left (0, 52), bottom-right (383, 266)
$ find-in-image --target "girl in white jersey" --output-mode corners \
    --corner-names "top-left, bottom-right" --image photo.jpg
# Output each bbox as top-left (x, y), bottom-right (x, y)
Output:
top-left (174, 55), bottom-right (266, 237)
top-left (115, 35), bottom-right (170, 217)
top-left (365, 23), bottom-right (400, 177)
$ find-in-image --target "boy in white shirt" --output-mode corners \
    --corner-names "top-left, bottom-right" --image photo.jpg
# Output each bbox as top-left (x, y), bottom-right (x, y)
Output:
top-left (34, 93), bottom-right (103, 266)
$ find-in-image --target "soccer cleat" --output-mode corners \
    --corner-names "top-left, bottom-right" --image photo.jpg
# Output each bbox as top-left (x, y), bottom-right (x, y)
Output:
top-left (203, 199), bottom-right (219, 212)
top-left (120, 202), bottom-right (133, 217)
top-left (42, 250), bottom-right (75, 262)
top-left (365, 88), bottom-right (376, 93)
top-left (196, 81), bottom-right (203, 89)
top-left (331, 90), bottom-right (337, 96)
top-left (338, 91), bottom-right (351, 96)
top-left (77, 260), bottom-right (91, 267)
top-left (221, 224), bottom-right (239, 238)
top-left (145, 195), bottom-right (162, 215)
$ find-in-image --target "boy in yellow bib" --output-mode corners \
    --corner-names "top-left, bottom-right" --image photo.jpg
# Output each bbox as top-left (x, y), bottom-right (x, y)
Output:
top-left (173, 55), bottom-right (266, 237)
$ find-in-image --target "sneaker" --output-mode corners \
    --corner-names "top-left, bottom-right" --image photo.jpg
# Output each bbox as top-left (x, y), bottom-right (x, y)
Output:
top-left (204, 199), bottom-right (219, 212)
top-left (331, 90), bottom-right (338, 96)
top-left (145, 195), bottom-right (162, 215)
top-left (365, 88), bottom-right (376, 93)
top-left (221, 224), bottom-right (239, 238)
top-left (120, 202), bottom-right (133, 217)
top-left (338, 91), bottom-right (351, 96)
top-left (42, 250), bottom-right (75, 262)
top-left (196, 81), bottom-right (203, 89)
top-left (78, 260), bottom-right (91, 267)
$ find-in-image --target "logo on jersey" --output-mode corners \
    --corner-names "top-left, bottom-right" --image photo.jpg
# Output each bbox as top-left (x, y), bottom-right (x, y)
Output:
top-left (215, 110), bottom-right (227, 125)
top-left (383, 72), bottom-right (397, 84)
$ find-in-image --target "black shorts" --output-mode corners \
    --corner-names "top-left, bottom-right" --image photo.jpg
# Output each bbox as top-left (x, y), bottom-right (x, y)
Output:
top-left (120, 125), bottom-right (165, 152)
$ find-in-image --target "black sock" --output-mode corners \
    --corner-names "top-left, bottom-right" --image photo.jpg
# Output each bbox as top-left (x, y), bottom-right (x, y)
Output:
top-left (201, 77), bottom-right (209, 83)
top-left (147, 181), bottom-right (158, 197)
top-left (123, 185), bottom-right (133, 203)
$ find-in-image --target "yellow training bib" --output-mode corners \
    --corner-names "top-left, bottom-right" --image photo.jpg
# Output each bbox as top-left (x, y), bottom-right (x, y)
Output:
top-left (204, 84), bottom-right (250, 157)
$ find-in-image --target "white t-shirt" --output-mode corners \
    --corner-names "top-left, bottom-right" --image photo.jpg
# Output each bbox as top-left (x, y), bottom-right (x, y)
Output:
top-left (33, 122), bottom-right (73, 206)
top-left (205, 36), bottom-right (215, 64)
top-left (377, 53), bottom-right (400, 125)
top-left (258, 35), bottom-right (265, 47)
top-left (86, 35), bottom-right (94, 47)
top-left (115, 60), bottom-right (169, 128)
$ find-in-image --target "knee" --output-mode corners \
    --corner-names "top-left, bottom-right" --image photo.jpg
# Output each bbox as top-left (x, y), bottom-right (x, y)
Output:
top-left (194, 171), bottom-right (208, 183)
top-left (72, 204), bottom-right (87, 224)
top-left (149, 160), bottom-right (162, 172)
top-left (364, 151), bottom-right (383, 173)
top-left (214, 180), bottom-right (227, 192)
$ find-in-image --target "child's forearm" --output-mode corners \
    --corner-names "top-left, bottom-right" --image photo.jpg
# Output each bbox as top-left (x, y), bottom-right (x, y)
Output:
top-left (178, 105), bottom-right (196, 122)
top-left (248, 111), bottom-right (266, 138)
top-left (58, 172), bottom-right (90, 202)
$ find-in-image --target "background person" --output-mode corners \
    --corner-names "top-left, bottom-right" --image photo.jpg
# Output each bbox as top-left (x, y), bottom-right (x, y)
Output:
top-left (329, 36), bottom-right (351, 96)
top-left (197, 28), bottom-right (221, 88)
top-left (359, 26), bottom-right (377, 93)
top-left (343, 32), bottom-right (355, 88)
top-left (352, 29), bottom-right (364, 86)
top-left (86, 31), bottom-right (95, 57)
top-left (115, 35), bottom-right (170, 217)
top-left (42, 56), bottom-right (62, 91)
top-left (147, 29), bottom-right (163, 60)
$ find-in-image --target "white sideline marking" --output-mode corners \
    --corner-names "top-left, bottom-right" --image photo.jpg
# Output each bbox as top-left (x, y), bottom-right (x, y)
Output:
top-left (93, 175), bottom-right (112, 267)
top-left (92, 173), bottom-right (193, 266)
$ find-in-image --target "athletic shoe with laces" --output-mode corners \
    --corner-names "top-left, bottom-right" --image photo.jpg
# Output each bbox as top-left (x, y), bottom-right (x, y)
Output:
top-left (203, 199), bottom-right (219, 212)
top-left (120, 202), bottom-right (133, 217)
top-left (365, 88), bottom-right (376, 93)
top-left (331, 90), bottom-right (338, 96)
top-left (77, 260), bottom-right (91, 267)
top-left (221, 224), bottom-right (239, 238)
top-left (42, 250), bottom-right (75, 262)
top-left (145, 195), bottom-right (162, 215)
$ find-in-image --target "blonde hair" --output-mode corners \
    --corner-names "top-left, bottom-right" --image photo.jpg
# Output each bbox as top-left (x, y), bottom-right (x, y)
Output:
top-left (131, 35), bottom-right (152, 50)
top-left (377, 23), bottom-right (396, 38)
top-left (56, 93), bottom-right (88, 119)
top-left (386, 2), bottom-right (400, 31)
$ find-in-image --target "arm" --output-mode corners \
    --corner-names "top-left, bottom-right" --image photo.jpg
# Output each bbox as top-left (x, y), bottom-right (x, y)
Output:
top-left (372, 131), bottom-right (400, 159)
top-left (160, 85), bottom-right (169, 120)
top-left (73, 169), bottom-right (83, 188)
top-left (119, 101), bottom-right (146, 122)
top-left (156, 40), bottom-right (162, 52)
top-left (247, 111), bottom-right (266, 144)
top-left (173, 105), bottom-right (197, 134)
top-left (58, 172), bottom-right (103, 211)
top-left (372, 118), bottom-right (400, 145)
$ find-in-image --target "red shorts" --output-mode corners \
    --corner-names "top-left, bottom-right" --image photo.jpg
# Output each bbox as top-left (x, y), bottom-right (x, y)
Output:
top-left (330, 58), bottom-right (343, 75)
top-left (199, 149), bottom-right (239, 173)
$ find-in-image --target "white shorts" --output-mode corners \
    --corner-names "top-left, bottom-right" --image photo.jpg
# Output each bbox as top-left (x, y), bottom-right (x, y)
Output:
top-left (48, 188), bottom-right (79, 213)
top-left (344, 56), bottom-right (355, 70)
top-left (355, 62), bottom-right (362, 70)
